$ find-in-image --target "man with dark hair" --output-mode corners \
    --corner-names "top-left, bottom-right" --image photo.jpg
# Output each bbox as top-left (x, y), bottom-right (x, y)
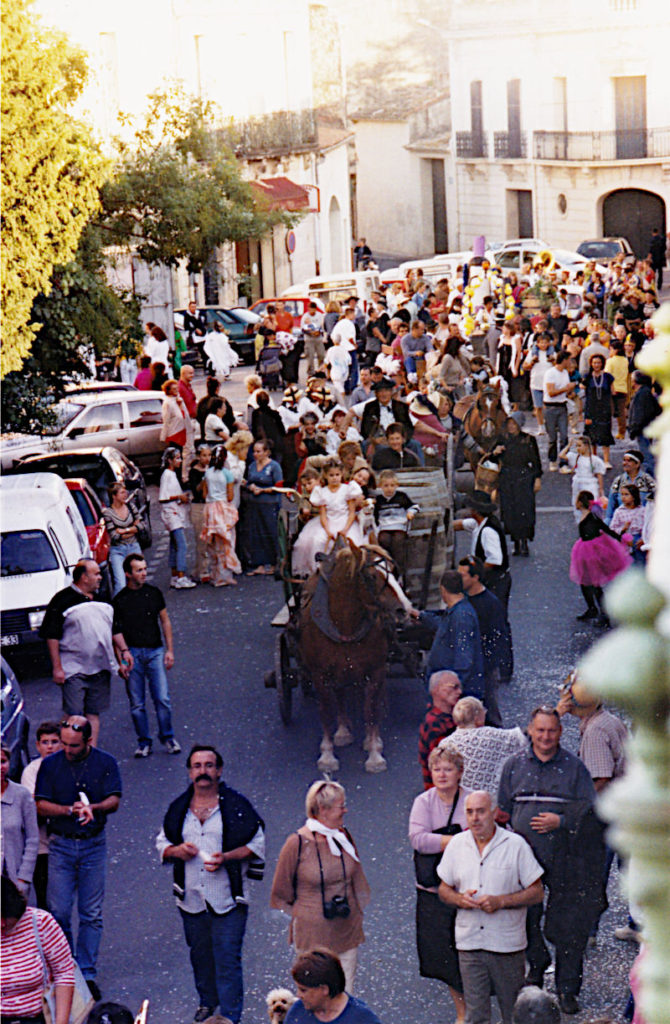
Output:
top-left (35, 715), bottom-right (123, 1000)
top-left (649, 226), bottom-right (666, 288)
top-left (156, 745), bottom-right (265, 1024)
top-left (542, 350), bottom-right (575, 470)
top-left (455, 493), bottom-right (511, 612)
top-left (287, 949), bottom-right (382, 1023)
top-left (359, 378), bottom-right (413, 441)
top-left (112, 554), bottom-right (181, 759)
top-left (628, 371), bottom-right (661, 474)
top-left (21, 721), bottom-right (62, 908)
top-left (498, 708), bottom-right (604, 1015)
top-left (410, 571), bottom-right (484, 696)
top-left (371, 422), bottom-right (421, 471)
top-left (40, 559), bottom-right (132, 747)
top-left (458, 556), bottom-right (513, 727)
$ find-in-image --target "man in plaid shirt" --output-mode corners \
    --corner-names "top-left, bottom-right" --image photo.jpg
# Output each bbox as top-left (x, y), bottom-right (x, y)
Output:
top-left (418, 671), bottom-right (462, 788)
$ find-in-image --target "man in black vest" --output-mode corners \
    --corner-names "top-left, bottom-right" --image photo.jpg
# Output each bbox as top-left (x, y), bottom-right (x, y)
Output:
top-left (454, 491), bottom-right (511, 612)
top-left (155, 745), bottom-right (264, 1024)
top-left (359, 378), bottom-right (413, 441)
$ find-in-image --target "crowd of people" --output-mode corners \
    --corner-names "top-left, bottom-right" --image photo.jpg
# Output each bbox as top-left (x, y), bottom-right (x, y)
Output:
top-left (3, 243), bottom-right (663, 1024)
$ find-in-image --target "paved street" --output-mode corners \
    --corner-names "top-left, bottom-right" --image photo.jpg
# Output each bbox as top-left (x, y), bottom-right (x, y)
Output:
top-left (11, 372), bottom-right (638, 1023)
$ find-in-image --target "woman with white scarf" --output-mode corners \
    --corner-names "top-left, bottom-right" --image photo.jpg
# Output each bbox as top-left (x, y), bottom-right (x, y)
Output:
top-left (270, 780), bottom-right (370, 993)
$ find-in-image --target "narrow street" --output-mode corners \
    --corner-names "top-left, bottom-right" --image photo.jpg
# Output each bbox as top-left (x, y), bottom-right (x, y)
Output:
top-left (12, 386), bottom-right (638, 1022)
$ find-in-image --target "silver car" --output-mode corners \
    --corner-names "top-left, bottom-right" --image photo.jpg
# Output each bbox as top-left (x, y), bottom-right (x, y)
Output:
top-left (1, 390), bottom-right (166, 472)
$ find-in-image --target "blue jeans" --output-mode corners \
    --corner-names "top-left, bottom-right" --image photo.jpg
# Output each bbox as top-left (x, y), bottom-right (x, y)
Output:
top-left (637, 434), bottom-right (655, 475)
top-left (544, 403), bottom-right (568, 462)
top-left (180, 904), bottom-right (248, 1022)
top-left (48, 833), bottom-right (107, 979)
top-left (126, 646), bottom-right (174, 746)
top-left (168, 527), bottom-right (187, 574)
top-left (109, 540), bottom-right (142, 595)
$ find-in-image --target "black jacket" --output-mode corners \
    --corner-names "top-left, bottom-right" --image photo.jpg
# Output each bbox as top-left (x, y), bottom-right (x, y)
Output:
top-left (360, 398), bottom-right (413, 440)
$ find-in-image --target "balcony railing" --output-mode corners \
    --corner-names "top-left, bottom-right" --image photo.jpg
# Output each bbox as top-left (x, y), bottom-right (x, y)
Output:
top-left (533, 128), bottom-right (670, 161)
top-left (213, 109), bottom-right (318, 158)
top-left (494, 131), bottom-right (527, 159)
top-left (456, 130), bottom-right (488, 158)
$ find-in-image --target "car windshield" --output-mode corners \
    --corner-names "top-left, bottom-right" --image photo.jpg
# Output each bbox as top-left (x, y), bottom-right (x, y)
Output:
top-left (1, 530), bottom-right (59, 576)
top-left (578, 242), bottom-right (621, 259)
top-left (43, 400), bottom-right (85, 436)
top-left (69, 489), bottom-right (96, 527)
top-left (229, 308), bottom-right (261, 323)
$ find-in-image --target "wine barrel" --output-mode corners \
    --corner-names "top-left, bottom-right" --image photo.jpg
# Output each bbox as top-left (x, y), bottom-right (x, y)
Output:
top-left (393, 467), bottom-right (453, 608)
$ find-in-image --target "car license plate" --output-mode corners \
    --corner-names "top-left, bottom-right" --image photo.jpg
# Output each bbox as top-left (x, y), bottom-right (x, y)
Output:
top-left (1, 634), bottom-right (19, 646)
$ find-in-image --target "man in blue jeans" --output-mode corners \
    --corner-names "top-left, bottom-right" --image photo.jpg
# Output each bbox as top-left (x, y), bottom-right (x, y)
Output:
top-left (156, 745), bottom-right (265, 1024)
top-left (35, 716), bottom-right (122, 1001)
top-left (112, 553), bottom-right (181, 758)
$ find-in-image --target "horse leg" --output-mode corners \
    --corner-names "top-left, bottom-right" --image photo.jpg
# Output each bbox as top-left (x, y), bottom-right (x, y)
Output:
top-left (333, 687), bottom-right (354, 747)
top-left (363, 665), bottom-right (388, 773)
top-left (315, 675), bottom-right (340, 773)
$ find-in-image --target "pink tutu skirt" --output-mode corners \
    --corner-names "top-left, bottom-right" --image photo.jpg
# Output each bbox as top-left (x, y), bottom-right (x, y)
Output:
top-left (569, 534), bottom-right (631, 587)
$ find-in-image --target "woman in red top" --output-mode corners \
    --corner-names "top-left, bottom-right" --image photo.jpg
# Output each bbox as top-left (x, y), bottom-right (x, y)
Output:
top-left (1, 875), bottom-right (75, 1024)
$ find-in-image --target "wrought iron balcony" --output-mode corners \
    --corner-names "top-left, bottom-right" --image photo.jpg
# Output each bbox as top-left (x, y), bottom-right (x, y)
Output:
top-left (533, 128), bottom-right (670, 161)
top-left (493, 131), bottom-right (527, 159)
top-left (214, 109), bottom-right (318, 158)
top-left (455, 131), bottom-right (488, 158)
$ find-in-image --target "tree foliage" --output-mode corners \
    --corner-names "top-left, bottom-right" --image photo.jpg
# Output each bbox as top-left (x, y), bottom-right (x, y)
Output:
top-left (100, 87), bottom-right (294, 272)
top-left (1, 225), bottom-right (143, 433)
top-left (1, 0), bottom-right (106, 375)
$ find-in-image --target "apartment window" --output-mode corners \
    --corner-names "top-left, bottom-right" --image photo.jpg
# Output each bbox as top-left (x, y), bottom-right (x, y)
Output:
top-left (507, 79), bottom-right (522, 159)
top-left (614, 76), bottom-right (647, 158)
top-left (470, 81), bottom-right (484, 158)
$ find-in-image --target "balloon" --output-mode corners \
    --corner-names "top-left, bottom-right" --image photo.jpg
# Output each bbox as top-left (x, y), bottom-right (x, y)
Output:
top-left (504, 284), bottom-right (512, 295)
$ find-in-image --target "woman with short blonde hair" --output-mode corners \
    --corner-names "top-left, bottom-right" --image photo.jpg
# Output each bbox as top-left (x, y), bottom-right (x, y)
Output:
top-left (270, 780), bottom-right (370, 993)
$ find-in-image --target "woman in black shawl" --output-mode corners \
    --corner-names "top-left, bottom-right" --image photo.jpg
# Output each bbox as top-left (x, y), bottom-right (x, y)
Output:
top-left (494, 411), bottom-right (542, 556)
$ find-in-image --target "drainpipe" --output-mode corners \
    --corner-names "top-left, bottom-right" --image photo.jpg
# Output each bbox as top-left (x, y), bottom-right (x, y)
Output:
top-left (312, 151), bottom-right (322, 275)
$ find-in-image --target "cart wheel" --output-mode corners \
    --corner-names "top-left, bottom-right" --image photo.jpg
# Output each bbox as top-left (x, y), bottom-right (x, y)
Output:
top-left (275, 633), bottom-right (295, 725)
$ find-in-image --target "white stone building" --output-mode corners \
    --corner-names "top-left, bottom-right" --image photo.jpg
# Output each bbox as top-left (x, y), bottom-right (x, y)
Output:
top-left (447, 0), bottom-right (670, 256)
top-left (33, 0), bottom-right (353, 323)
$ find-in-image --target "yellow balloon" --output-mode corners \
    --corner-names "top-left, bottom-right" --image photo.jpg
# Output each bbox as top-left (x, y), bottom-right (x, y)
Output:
top-left (465, 286), bottom-right (474, 296)
top-left (506, 296), bottom-right (515, 307)
top-left (504, 284), bottom-right (512, 295)
top-left (504, 310), bottom-right (514, 320)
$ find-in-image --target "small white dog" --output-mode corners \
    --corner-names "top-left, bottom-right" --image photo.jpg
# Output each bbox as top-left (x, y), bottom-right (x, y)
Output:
top-left (266, 987), bottom-right (297, 1024)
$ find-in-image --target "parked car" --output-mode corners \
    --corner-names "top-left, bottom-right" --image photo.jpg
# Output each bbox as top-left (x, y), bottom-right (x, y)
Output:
top-left (0, 390), bottom-right (165, 473)
top-left (282, 270), bottom-right (381, 311)
top-left (65, 478), bottom-right (112, 568)
top-left (250, 297), bottom-right (326, 333)
top-left (0, 473), bottom-right (91, 651)
top-left (8, 447), bottom-right (151, 539)
top-left (1, 657), bottom-right (30, 781)
top-left (64, 381), bottom-right (138, 396)
top-left (576, 237), bottom-right (634, 265)
top-left (490, 239), bottom-right (607, 277)
top-left (174, 306), bottom-right (261, 364)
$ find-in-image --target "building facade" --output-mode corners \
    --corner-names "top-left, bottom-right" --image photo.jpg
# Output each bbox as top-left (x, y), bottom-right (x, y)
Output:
top-left (447, 0), bottom-right (670, 255)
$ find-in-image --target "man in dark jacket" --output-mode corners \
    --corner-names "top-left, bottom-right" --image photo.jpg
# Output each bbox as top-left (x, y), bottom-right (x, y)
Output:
top-left (458, 556), bottom-right (513, 727)
top-left (156, 745), bottom-right (264, 1024)
top-left (628, 371), bottom-right (661, 473)
top-left (359, 378), bottom-right (413, 440)
top-left (649, 227), bottom-right (666, 289)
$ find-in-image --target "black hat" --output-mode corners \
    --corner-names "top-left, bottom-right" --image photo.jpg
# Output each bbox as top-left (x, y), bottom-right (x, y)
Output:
top-left (372, 377), bottom-right (395, 392)
top-left (469, 489), bottom-right (496, 515)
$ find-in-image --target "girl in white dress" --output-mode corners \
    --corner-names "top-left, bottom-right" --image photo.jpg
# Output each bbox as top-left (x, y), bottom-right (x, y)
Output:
top-left (560, 435), bottom-right (606, 521)
top-left (292, 458), bottom-right (365, 576)
top-left (204, 323), bottom-right (240, 379)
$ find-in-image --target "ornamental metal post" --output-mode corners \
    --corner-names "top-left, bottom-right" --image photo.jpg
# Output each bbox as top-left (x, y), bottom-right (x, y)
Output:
top-left (579, 303), bottom-right (670, 1024)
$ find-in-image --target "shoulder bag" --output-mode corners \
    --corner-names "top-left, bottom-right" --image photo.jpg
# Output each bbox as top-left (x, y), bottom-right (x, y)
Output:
top-left (413, 789), bottom-right (463, 889)
top-left (31, 911), bottom-right (95, 1024)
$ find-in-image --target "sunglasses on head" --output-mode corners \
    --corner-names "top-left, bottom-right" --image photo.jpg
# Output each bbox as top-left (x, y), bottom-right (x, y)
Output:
top-left (60, 720), bottom-right (87, 733)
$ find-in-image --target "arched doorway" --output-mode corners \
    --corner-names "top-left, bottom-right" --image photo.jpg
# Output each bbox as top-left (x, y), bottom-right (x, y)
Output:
top-left (602, 189), bottom-right (666, 258)
top-left (328, 196), bottom-right (343, 272)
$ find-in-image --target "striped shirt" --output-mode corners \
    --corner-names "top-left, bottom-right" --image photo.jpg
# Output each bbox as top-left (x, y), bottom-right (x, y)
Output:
top-left (1, 907), bottom-right (74, 1016)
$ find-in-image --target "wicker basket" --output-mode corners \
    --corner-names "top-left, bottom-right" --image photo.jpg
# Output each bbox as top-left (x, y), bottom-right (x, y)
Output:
top-left (475, 457), bottom-right (500, 495)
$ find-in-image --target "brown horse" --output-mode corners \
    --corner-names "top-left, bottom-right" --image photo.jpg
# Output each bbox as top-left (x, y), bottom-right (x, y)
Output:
top-left (461, 380), bottom-right (508, 471)
top-left (298, 539), bottom-right (402, 773)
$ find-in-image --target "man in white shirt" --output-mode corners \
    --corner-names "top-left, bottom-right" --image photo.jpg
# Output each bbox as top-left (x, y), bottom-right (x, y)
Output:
top-left (542, 350), bottom-right (575, 470)
top-left (330, 307), bottom-right (357, 351)
top-left (156, 745), bottom-right (265, 1024)
top-left (438, 791), bottom-right (544, 1024)
top-left (300, 302), bottom-right (325, 376)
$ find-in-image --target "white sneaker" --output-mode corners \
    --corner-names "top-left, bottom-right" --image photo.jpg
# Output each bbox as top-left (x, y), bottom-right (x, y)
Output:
top-left (559, 465), bottom-right (572, 474)
top-left (174, 577), bottom-right (196, 589)
top-left (170, 578), bottom-right (179, 588)
top-left (549, 462), bottom-right (558, 472)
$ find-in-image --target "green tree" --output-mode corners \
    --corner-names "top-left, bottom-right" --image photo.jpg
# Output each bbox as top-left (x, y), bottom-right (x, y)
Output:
top-left (1, 0), bottom-right (106, 375)
top-left (100, 87), bottom-right (293, 272)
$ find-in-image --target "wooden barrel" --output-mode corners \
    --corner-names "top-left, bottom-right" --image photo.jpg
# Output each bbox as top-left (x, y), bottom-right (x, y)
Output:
top-left (393, 466), bottom-right (452, 608)
top-left (475, 457), bottom-right (500, 496)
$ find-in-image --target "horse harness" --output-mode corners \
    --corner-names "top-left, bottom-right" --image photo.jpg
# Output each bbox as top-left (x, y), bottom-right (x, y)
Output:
top-left (303, 546), bottom-right (394, 645)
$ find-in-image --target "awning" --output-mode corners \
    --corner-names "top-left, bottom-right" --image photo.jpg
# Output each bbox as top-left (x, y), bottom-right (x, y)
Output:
top-left (251, 176), bottom-right (311, 212)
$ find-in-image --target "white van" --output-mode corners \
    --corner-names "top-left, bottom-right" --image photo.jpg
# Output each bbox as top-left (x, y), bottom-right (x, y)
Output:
top-left (0, 473), bottom-right (91, 649)
top-left (282, 270), bottom-right (381, 310)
